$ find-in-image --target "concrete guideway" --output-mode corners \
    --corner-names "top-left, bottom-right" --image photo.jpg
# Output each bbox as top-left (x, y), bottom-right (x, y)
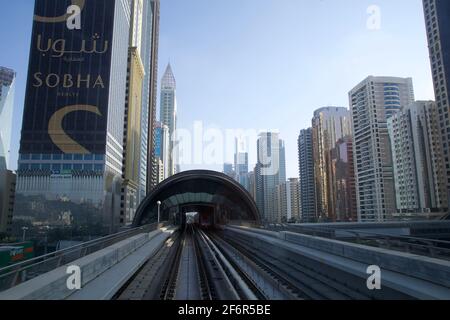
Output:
top-left (225, 226), bottom-right (450, 300)
top-left (0, 227), bottom-right (176, 300)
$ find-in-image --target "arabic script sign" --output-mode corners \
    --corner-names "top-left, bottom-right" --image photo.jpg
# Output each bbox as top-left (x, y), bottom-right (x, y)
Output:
top-left (20, 0), bottom-right (115, 155)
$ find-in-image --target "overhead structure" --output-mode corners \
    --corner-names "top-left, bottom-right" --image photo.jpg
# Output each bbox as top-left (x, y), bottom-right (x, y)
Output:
top-left (133, 170), bottom-right (260, 226)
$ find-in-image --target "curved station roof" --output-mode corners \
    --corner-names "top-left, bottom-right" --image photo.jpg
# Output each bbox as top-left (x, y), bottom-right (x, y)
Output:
top-left (133, 170), bottom-right (260, 226)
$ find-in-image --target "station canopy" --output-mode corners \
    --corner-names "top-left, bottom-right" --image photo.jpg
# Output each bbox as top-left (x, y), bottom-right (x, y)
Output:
top-left (133, 170), bottom-right (261, 226)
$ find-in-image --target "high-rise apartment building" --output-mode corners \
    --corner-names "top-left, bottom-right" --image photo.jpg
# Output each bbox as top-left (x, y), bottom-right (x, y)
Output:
top-left (312, 107), bottom-right (351, 221)
top-left (275, 178), bottom-right (301, 223)
top-left (15, 0), bottom-right (133, 234)
top-left (349, 76), bottom-right (415, 222)
top-left (387, 101), bottom-right (448, 213)
top-left (423, 0), bottom-right (450, 199)
top-left (298, 128), bottom-right (316, 222)
top-left (255, 132), bottom-right (286, 223)
top-left (0, 67), bottom-right (15, 171)
top-left (160, 64), bottom-right (177, 178)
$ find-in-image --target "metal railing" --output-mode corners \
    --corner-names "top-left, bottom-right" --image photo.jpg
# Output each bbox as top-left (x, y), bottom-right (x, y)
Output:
top-left (265, 223), bottom-right (450, 261)
top-left (0, 223), bottom-right (159, 292)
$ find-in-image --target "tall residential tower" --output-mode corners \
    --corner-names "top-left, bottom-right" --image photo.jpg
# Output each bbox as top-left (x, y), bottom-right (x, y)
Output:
top-left (388, 101), bottom-right (448, 214)
top-left (298, 128), bottom-right (316, 222)
top-left (349, 76), bottom-right (414, 222)
top-left (423, 0), bottom-right (450, 200)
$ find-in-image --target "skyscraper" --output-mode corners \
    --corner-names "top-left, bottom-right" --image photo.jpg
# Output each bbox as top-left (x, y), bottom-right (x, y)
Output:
top-left (154, 121), bottom-right (170, 184)
top-left (0, 67), bottom-right (15, 171)
top-left (0, 67), bottom-right (16, 236)
top-left (144, 0), bottom-right (160, 192)
top-left (15, 0), bottom-right (133, 234)
top-left (121, 0), bottom-right (146, 224)
top-left (298, 128), bottom-right (316, 222)
top-left (349, 76), bottom-right (415, 222)
top-left (311, 107), bottom-right (351, 221)
top-left (255, 132), bottom-right (286, 223)
top-left (160, 64), bottom-right (177, 178)
top-left (223, 163), bottom-right (235, 178)
top-left (234, 137), bottom-right (249, 190)
top-left (423, 0), bottom-right (450, 199)
top-left (331, 137), bottom-right (357, 221)
top-left (275, 178), bottom-right (301, 223)
top-left (387, 101), bottom-right (448, 214)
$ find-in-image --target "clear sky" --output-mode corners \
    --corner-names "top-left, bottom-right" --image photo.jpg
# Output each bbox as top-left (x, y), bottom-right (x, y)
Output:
top-left (0, 0), bottom-right (434, 178)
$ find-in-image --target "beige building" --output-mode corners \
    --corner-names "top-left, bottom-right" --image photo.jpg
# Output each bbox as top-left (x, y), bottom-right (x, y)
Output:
top-left (388, 101), bottom-right (448, 214)
top-left (350, 76), bottom-right (415, 222)
top-left (122, 46), bottom-right (145, 224)
top-left (121, 1), bottom-right (147, 225)
top-left (275, 178), bottom-right (301, 223)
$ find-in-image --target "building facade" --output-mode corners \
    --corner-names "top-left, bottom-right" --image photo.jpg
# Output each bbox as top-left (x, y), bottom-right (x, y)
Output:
top-left (387, 101), bottom-right (448, 214)
top-left (0, 170), bottom-right (15, 235)
top-left (349, 76), bottom-right (415, 222)
top-left (275, 178), bottom-right (301, 223)
top-left (143, 0), bottom-right (160, 192)
top-left (311, 107), bottom-right (351, 221)
top-left (223, 163), bottom-right (235, 179)
top-left (331, 137), bottom-right (357, 221)
top-left (255, 132), bottom-right (286, 223)
top-left (234, 137), bottom-right (250, 191)
top-left (154, 121), bottom-right (170, 184)
top-left (0, 67), bottom-right (15, 171)
top-left (423, 0), bottom-right (450, 200)
top-left (15, 0), bottom-right (133, 234)
top-left (298, 128), bottom-right (316, 222)
top-left (160, 64), bottom-right (177, 178)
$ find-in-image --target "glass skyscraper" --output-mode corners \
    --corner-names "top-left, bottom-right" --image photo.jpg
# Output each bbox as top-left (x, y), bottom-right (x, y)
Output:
top-left (255, 132), bottom-right (286, 223)
top-left (15, 0), bottom-right (133, 235)
top-left (311, 106), bottom-right (351, 222)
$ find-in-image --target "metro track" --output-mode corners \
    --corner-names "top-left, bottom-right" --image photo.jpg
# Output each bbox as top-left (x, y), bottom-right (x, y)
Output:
top-left (115, 224), bottom-right (371, 300)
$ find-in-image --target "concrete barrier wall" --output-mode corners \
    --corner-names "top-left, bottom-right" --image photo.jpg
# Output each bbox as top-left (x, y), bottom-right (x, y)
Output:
top-left (0, 230), bottom-right (162, 300)
top-left (279, 231), bottom-right (450, 288)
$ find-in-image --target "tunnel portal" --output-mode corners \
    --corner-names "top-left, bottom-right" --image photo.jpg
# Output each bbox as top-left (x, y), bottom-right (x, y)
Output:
top-left (133, 170), bottom-right (261, 228)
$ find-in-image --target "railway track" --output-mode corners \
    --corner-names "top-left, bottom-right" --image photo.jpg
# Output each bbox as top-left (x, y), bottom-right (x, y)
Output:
top-left (116, 224), bottom-right (371, 300)
top-left (220, 232), bottom-right (372, 300)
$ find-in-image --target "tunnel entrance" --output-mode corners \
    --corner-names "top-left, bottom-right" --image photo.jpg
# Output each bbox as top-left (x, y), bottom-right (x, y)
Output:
top-left (181, 205), bottom-right (215, 229)
top-left (133, 170), bottom-right (261, 227)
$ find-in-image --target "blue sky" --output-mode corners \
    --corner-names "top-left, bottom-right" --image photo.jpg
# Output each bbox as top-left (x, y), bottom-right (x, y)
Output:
top-left (0, 0), bottom-right (434, 178)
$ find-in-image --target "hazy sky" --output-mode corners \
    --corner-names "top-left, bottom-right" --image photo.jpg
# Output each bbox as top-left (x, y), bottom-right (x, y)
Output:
top-left (0, 0), bottom-right (434, 178)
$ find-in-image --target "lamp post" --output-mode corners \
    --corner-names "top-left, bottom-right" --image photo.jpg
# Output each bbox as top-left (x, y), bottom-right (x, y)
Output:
top-left (157, 201), bottom-right (162, 225)
top-left (22, 227), bottom-right (29, 242)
